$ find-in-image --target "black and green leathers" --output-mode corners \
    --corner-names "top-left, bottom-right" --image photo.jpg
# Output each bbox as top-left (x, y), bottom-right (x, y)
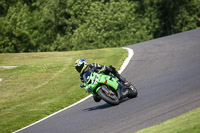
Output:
top-left (80, 63), bottom-right (127, 84)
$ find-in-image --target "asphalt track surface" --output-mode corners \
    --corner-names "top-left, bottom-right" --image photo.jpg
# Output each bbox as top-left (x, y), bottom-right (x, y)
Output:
top-left (16, 29), bottom-right (200, 133)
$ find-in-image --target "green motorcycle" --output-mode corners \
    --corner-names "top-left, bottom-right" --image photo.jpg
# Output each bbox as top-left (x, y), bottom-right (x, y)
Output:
top-left (80, 71), bottom-right (138, 105)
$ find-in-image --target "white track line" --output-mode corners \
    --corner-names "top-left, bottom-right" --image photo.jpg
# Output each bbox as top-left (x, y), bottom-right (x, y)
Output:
top-left (118, 47), bottom-right (134, 74)
top-left (13, 47), bottom-right (134, 133)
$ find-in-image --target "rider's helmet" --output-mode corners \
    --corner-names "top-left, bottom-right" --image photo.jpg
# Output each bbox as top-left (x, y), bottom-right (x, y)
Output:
top-left (75, 59), bottom-right (87, 73)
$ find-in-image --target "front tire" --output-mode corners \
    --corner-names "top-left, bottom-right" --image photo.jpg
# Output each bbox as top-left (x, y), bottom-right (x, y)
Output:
top-left (93, 95), bottom-right (101, 102)
top-left (97, 86), bottom-right (119, 105)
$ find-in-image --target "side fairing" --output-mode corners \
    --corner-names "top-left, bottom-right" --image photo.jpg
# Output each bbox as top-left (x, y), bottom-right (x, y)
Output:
top-left (98, 75), bottom-right (119, 90)
top-left (83, 72), bottom-right (119, 94)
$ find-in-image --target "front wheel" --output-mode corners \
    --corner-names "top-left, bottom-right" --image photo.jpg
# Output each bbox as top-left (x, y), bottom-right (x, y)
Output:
top-left (97, 86), bottom-right (119, 105)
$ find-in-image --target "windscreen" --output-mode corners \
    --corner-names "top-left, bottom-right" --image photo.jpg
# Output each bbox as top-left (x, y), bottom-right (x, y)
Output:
top-left (83, 71), bottom-right (91, 83)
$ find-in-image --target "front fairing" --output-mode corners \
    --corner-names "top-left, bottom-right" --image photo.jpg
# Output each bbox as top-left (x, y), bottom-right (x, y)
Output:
top-left (83, 72), bottom-right (98, 93)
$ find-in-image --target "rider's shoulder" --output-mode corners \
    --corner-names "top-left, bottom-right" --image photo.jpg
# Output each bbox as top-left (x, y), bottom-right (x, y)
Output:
top-left (90, 63), bottom-right (102, 67)
top-left (90, 63), bottom-right (96, 66)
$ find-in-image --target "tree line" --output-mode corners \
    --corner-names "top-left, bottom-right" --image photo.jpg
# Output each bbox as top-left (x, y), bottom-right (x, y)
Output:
top-left (0, 0), bottom-right (200, 53)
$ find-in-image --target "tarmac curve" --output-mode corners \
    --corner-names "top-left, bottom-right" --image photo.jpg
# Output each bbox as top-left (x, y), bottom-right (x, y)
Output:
top-left (15, 29), bottom-right (200, 133)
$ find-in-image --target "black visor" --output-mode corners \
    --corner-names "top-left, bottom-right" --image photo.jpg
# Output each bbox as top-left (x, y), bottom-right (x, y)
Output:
top-left (75, 63), bottom-right (84, 73)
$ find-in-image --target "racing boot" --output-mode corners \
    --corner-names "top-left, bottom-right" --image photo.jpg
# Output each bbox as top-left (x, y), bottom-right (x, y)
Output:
top-left (115, 73), bottom-right (131, 87)
top-left (108, 65), bottom-right (131, 87)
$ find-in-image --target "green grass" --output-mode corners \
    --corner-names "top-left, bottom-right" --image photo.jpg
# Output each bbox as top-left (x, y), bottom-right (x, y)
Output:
top-left (0, 48), bottom-right (128, 133)
top-left (137, 108), bottom-right (200, 133)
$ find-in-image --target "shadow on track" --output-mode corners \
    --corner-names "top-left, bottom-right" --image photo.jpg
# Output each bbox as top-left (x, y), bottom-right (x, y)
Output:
top-left (82, 103), bottom-right (112, 111)
top-left (82, 98), bottom-right (130, 112)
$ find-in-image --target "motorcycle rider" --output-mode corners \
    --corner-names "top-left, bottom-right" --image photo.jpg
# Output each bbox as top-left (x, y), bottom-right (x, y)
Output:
top-left (75, 59), bottom-right (130, 102)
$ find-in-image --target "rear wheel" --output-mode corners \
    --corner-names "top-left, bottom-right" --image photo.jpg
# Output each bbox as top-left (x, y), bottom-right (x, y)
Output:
top-left (127, 84), bottom-right (138, 98)
top-left (97, 86), bottom-right (119, 105)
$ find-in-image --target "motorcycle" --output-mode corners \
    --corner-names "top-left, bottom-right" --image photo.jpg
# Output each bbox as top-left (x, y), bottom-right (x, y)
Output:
top-left (80, 71), bottom-right (138, 105)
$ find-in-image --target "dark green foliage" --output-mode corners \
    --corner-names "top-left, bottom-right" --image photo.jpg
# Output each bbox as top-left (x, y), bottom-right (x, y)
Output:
top-left (0, 0), bottom-right (200, 53)
top-left (155, 0), bottom-right (200, 37)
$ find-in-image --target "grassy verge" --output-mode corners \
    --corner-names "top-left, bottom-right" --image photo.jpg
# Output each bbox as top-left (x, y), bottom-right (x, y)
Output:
top-left (137, 108), bottom-right (200, 133)
top-left (0, 48), bottom-right (127, 133)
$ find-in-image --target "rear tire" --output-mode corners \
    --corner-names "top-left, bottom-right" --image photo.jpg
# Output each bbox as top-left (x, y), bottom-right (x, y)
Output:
top-left (97, 86), bottom-right (119, 105)
top-left (127, 84), bottom-right (138, 98)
